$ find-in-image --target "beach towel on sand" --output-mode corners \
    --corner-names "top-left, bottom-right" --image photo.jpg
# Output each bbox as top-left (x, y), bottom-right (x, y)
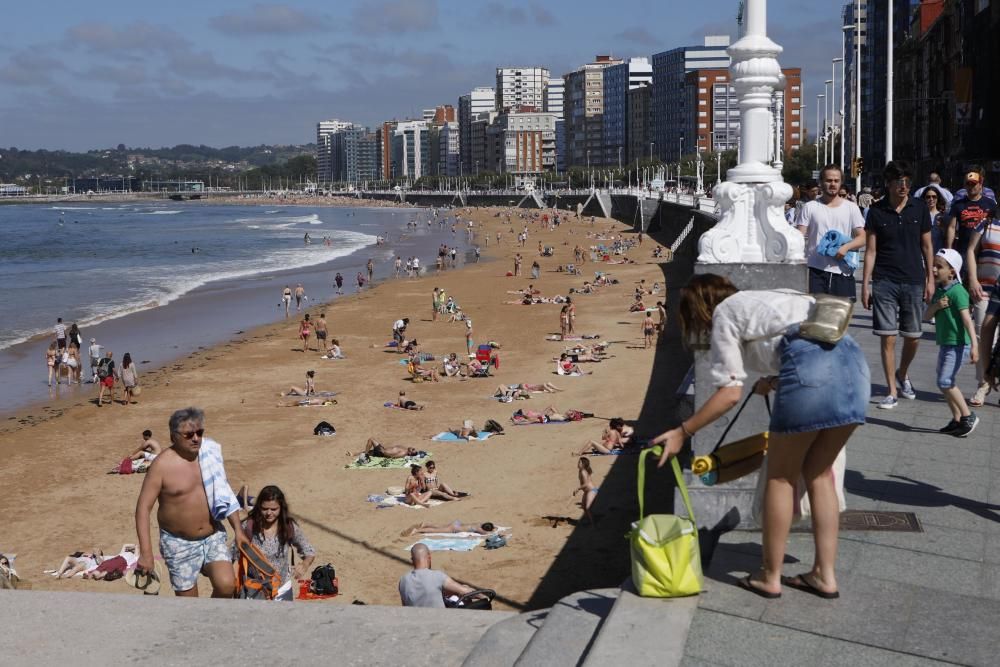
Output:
top-left (404, 538), bottom-right (483, 552)
top-left (109, 458), bottom-right (151, 474)
top-left (366, 494), bottom-right (443, 509)
top-left (345, 453), bottom-right (431, 470)
top-left (431, 431), bottom-right (494, 442)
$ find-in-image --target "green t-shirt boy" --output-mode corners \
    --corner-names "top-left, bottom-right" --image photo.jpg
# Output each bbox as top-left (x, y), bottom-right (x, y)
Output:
top-left (931, 282), bottom-right (971, 346)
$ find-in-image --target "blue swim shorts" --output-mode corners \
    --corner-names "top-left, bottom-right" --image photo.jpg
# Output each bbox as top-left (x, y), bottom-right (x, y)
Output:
top-left (159, 528), bottom-right (229, 592)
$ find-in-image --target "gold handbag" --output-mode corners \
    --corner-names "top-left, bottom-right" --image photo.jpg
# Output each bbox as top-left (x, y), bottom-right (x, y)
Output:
top-left (799, 295), bottom-right (854, 344)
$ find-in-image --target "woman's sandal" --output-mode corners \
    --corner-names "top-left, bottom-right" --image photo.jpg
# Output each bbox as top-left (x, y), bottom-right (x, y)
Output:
top-left (738, 574), bottom-right (781, 599)
top-left (780, 574), bottom-right (840, 599)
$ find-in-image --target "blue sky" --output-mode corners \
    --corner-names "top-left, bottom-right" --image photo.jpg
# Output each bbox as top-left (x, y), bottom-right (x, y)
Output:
top-left (0, 0), bottom-right (844, 151)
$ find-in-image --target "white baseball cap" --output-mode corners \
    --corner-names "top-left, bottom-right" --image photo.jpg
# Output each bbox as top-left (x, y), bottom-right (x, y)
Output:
top-left (936, 248), bottom-right (963, 275)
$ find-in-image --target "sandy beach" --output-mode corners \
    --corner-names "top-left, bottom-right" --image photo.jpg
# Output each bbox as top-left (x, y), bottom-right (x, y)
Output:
top-left (1, 205), bottom-right (678, 610)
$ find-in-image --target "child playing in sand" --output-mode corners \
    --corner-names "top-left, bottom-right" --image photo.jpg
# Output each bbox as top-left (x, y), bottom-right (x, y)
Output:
top-left (925, 249), bottom-right (979, 437)
top-left (573, 457), bottom-right (597, 524)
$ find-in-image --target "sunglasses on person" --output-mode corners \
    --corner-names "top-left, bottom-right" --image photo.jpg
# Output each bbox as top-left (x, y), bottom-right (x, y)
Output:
top-left (966, 180), bottom-right (981, 187)
top-left (924, 193), bottom-right (938, 199)
top-left (893, 178), bottom-right (912, 188)
top-left (175, 429), bottom-right (205, 439)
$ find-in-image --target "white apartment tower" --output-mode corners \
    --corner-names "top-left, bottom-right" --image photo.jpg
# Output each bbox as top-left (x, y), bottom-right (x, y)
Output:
top-left (459, 86), bottom-right (496, 175)
top-left (495, 67), bottom-right (550, 112)
top-left (316, 119), bottom-right (354, 183)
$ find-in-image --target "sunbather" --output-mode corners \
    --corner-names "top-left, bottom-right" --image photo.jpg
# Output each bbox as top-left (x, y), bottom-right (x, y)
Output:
top-left (125, 429), bottom-right (161, 463)
top-left (575, 417), bottom-right (635, 455)
top-left (404, 465), bottom-right (434, 507)
top-left (396, 391), bottom-right (424, 410)
top-left (438, 419), bottom-right (478, 440)
top-left (400, 521), bottom-right (497, 537)
top-left (495, 382), bottom-right (562, 398)
top-left (512, 406), bottom-right (590, 424)
top-left (51, 549), bottom-right (104, 578)
top-left (322, 339), bottom-right (344, 359)
top-left (408, 356), bottom-right (440, 382)
top-left (423, 461), bottom-right (468, 501)
top-left (83, 544), bottom-right (138, 580)
top-left (557, 354), bottom-right (590, 375)
top-left (441, 353), bottom-right (464, 378)
top-left (282, 370), bottom-right (316, 396)
top-left (353, 438), bottom-right (420, 459)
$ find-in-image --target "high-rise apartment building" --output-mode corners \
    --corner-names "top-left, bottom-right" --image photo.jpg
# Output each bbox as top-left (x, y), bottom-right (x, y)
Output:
top-left (391, 121), bottom-right (430, 179)
top-left (563, 55), bottom-right (623, 168)
top-left (469, 111), bottom-right (499, 175)
top-left (685, 67), bottom-right (802, 158)
top-left (496, 67), bottom-right (550, 112)
top-left (627, 83), bottom-right (652, 164)
top-left (459, 87), bottom-right (495, 175)
top-left (545, 80), bottom-right (565, 171)
top-left (603, 57), bottom-right (653, 167)
top-left (378, 121), bottom-right (397, 179)
top-left (651, 36), bottom-right (730, 162)
top-left (316, 118), bottom-right (354, 183)
top-left (487, 111), bottom-right (558, 174)
top-left (438, 122), bottom-right (461, 177)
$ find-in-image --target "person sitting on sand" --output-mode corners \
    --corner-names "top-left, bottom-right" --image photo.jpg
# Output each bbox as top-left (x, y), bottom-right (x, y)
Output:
top-left (408, 355), bottom-right (440, 382)
top-left (423, 461), bottom-right (468, 501)
top-left (557, 354), bottom-right (590, 375)
top-left (396, 391), bottom-right (424, 410)
top-left (575, 417), bottom-right (634, 455)
top-left (354, 438), bottom-right (420, 459)
top-left (441, 353), bottom-right (464, 378)
top-left (404, 465), bottom-right (434, 507)
top-left (51, 549), bottom-right (104, 578)
top-left (282, 369), bottom-right (316, 396)
top-left (575, 418), bottom-right (635, 455)
top-left (573, 457), bottom-right (598, 524)
top-left (125, 429), bottom-right (162, 464)
top-left (322, 339), bottom-right (344, 359)
top-left (629, 297), bottom-right (647, 313)
top-left (400, 521), bottom-right (497, 537)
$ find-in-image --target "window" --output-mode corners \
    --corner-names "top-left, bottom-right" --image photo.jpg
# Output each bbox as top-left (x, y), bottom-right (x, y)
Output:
top-left (791, 97), bottom-right (800, 103)
top-left (792, 109), bottom-right (799, 116)
top-left (791, 133), bottom-right (800, 139)
top-left (699, 100), bottom-right (707, 106)
top-left (699, 111), bottom-right (707, 117)
top-left (699, 76), bottom-right (707, 82)
top-left (791, 121), bottom-right (799, 127)
top-left (699, 123), bottom-right (707, 129)
top-left (791, 85), bottom-right (800, 92)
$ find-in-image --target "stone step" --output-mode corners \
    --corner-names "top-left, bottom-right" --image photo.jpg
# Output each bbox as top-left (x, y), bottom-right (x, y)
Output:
top-left (0, 589), bottom-right (513, 666)
top-left (582, 579), bottom-right (699, 667)
top-left (513, 588), bottom-right (619, 666)
top-left (462, 608), bottom-right (548, 667)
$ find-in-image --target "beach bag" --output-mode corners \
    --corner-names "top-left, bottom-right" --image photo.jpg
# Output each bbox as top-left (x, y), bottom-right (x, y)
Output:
top-left (800, 295), bottom-right (854, 344)
top-left (484, 534), bottom-right (507, 550)
top-left (313, 421), bottom-right (336, 436)
top-left (310, 564), bottom-right (338, 595)
top-left (483, 419), bottom-right (505, 435)
top-left (628, 447), bottom-right (703, 598)
top-left (236, 540), bottom-right (282, 601)
top-left (445, 589), bottom-right (496, 611)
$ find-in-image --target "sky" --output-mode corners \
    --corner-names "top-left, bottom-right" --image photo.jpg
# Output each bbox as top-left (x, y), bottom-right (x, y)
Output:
top-left (0, 0), bottom-right (845, 151)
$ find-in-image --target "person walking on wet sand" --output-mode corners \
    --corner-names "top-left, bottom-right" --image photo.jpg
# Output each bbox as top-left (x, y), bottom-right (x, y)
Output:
top-left (334, 272), bottom-right (344, 294)
top-left (135, 407), bottom-right (248, 598)
top-left (367, 258), bottom-right (375, 284)
top-left (96, 351), bottom-right (117, 407)
top-left (282, 286), bottom-right (293, 318)
top-left (294, 284), bottom-right (306, 312)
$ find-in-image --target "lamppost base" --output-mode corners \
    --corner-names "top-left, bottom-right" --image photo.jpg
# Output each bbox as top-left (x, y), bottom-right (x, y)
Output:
top-left (698, 181), bottom-right (804, 263)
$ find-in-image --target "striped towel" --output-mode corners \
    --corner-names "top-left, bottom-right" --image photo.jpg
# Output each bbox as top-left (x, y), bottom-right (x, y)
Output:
top-left (198, 437), bottom-right (241, 521)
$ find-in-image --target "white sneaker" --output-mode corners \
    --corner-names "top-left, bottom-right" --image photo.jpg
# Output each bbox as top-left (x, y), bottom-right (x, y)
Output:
top-left (877, 395), bottom-right (898, 410)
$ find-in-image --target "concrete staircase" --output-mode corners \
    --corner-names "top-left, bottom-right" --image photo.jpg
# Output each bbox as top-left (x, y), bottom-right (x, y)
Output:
top-left (1, 581), bottom-right (698, 666)
top-left (462, 580), bottom-right (699, 667)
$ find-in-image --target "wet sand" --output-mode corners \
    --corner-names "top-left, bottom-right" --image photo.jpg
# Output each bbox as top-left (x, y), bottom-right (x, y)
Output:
top-left (1, 206), bottom-right (672, 609)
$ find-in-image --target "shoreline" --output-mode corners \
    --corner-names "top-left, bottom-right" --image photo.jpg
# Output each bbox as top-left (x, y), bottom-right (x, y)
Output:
top-left (0, 207), bottom-right (665, 609)
top-left (0, 201), bottom-right (463, 420)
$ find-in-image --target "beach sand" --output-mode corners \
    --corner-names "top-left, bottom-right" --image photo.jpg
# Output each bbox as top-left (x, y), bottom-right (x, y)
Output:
top-left (0, 206), bottom-right (678, 610)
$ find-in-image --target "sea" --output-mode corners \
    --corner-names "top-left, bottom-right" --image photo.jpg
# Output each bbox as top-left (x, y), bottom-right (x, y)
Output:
top-left (0, 201), bottom-right (465, 416)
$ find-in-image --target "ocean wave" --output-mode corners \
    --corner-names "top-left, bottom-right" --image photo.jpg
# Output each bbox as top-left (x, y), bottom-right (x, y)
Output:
top-left (142, 210), bottom-right (183, 215)
top-left (0, 229), bottom-right (377, 351)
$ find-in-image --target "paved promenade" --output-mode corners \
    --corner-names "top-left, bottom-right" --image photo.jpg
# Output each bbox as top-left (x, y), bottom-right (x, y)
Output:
top-left (682, 311), bottom-right (1000, 666)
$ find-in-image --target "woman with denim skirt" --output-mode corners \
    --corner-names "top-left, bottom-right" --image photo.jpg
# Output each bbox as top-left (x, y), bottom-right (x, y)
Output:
top-left (652, 274), bottom-right (870, 600)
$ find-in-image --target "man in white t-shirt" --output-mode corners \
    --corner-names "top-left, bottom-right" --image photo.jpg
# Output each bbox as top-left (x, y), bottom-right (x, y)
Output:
top-left (797, 165), bottom-right (867, 300)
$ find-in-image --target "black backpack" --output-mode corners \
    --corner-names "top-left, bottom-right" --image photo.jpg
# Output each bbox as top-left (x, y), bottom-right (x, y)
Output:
top-left (483, 419), bottom-right (505, 435)
top-left (97, 358), bottom-right (113, 379)
top-left (310, 564), bottom-right (337, 595)
top-left (313, 421), bottom-right (336, 436)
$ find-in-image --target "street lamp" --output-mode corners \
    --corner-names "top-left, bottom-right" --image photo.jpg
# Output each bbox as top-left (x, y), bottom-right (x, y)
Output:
top-left (649, 142), bottom-right (655, 162)
top-left (824, 79), bottom-right (832, 165)
top-left (887, 0), bottom-right (894, 163)
top-left (841, 24), bottom-right (852, 176)
top-left (815, 94), bottom-right (824, 169)
top-left (832, 58), bottom-right (843, 172)
top-left (617, 146), bottom-right (622, 171)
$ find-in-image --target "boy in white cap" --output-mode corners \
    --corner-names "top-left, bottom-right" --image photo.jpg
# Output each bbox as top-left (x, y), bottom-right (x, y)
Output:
top-left (926, 248), bottom-right (980, 437)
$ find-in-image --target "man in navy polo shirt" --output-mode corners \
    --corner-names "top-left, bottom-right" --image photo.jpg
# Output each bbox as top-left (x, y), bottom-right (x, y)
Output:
top-left (862, 160), bottom-right (935, 409)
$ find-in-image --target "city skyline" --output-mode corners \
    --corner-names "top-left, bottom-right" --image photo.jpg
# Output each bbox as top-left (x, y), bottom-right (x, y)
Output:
top-left (0, 0), bottom-right (842, 151)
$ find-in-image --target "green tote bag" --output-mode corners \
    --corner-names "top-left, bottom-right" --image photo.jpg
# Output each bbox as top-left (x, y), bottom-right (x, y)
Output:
top-left (628, 446), bottom-right (703, 598)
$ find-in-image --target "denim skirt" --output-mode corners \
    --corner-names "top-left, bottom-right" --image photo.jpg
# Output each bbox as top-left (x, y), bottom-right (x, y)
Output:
top-left (770, 328), bottom-right (871, 434)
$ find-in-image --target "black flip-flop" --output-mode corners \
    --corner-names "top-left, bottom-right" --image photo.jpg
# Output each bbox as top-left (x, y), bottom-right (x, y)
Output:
top-left (738, 574), bottom-right (781, 599)
top-left (781, 574), bottom-right (840, 599)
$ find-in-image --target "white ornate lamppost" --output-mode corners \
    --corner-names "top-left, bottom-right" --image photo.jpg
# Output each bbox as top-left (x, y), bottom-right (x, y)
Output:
top-left (698, 0), bottom-right (804, 264)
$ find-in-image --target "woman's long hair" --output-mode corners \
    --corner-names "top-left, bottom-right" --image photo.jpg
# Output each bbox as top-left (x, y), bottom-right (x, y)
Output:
top-left (121, 352), bottom-right (132, 369)
top-left (922, 185), bottom-right (946, 213)
top-left (247, 485), bottom-right (297, 546)
top-left (678, 274), bottom-right (739, 345)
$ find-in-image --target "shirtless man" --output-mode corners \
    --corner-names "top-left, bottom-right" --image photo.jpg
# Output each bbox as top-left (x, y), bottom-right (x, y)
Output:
top-left (125, 429), bottom-right (162, 464)
top-left (135, 407), bottom-right (247, 598)
top-left (314, 313), bottom-right (328, 349)
top-left (353, 438), bottom-right (420, 459)
top-left (281, 285), bottom-right (292, 317)
top-left (293, 283), bottom-right (306, 312)
top-left (400, 521), bottom-right (496, 537)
